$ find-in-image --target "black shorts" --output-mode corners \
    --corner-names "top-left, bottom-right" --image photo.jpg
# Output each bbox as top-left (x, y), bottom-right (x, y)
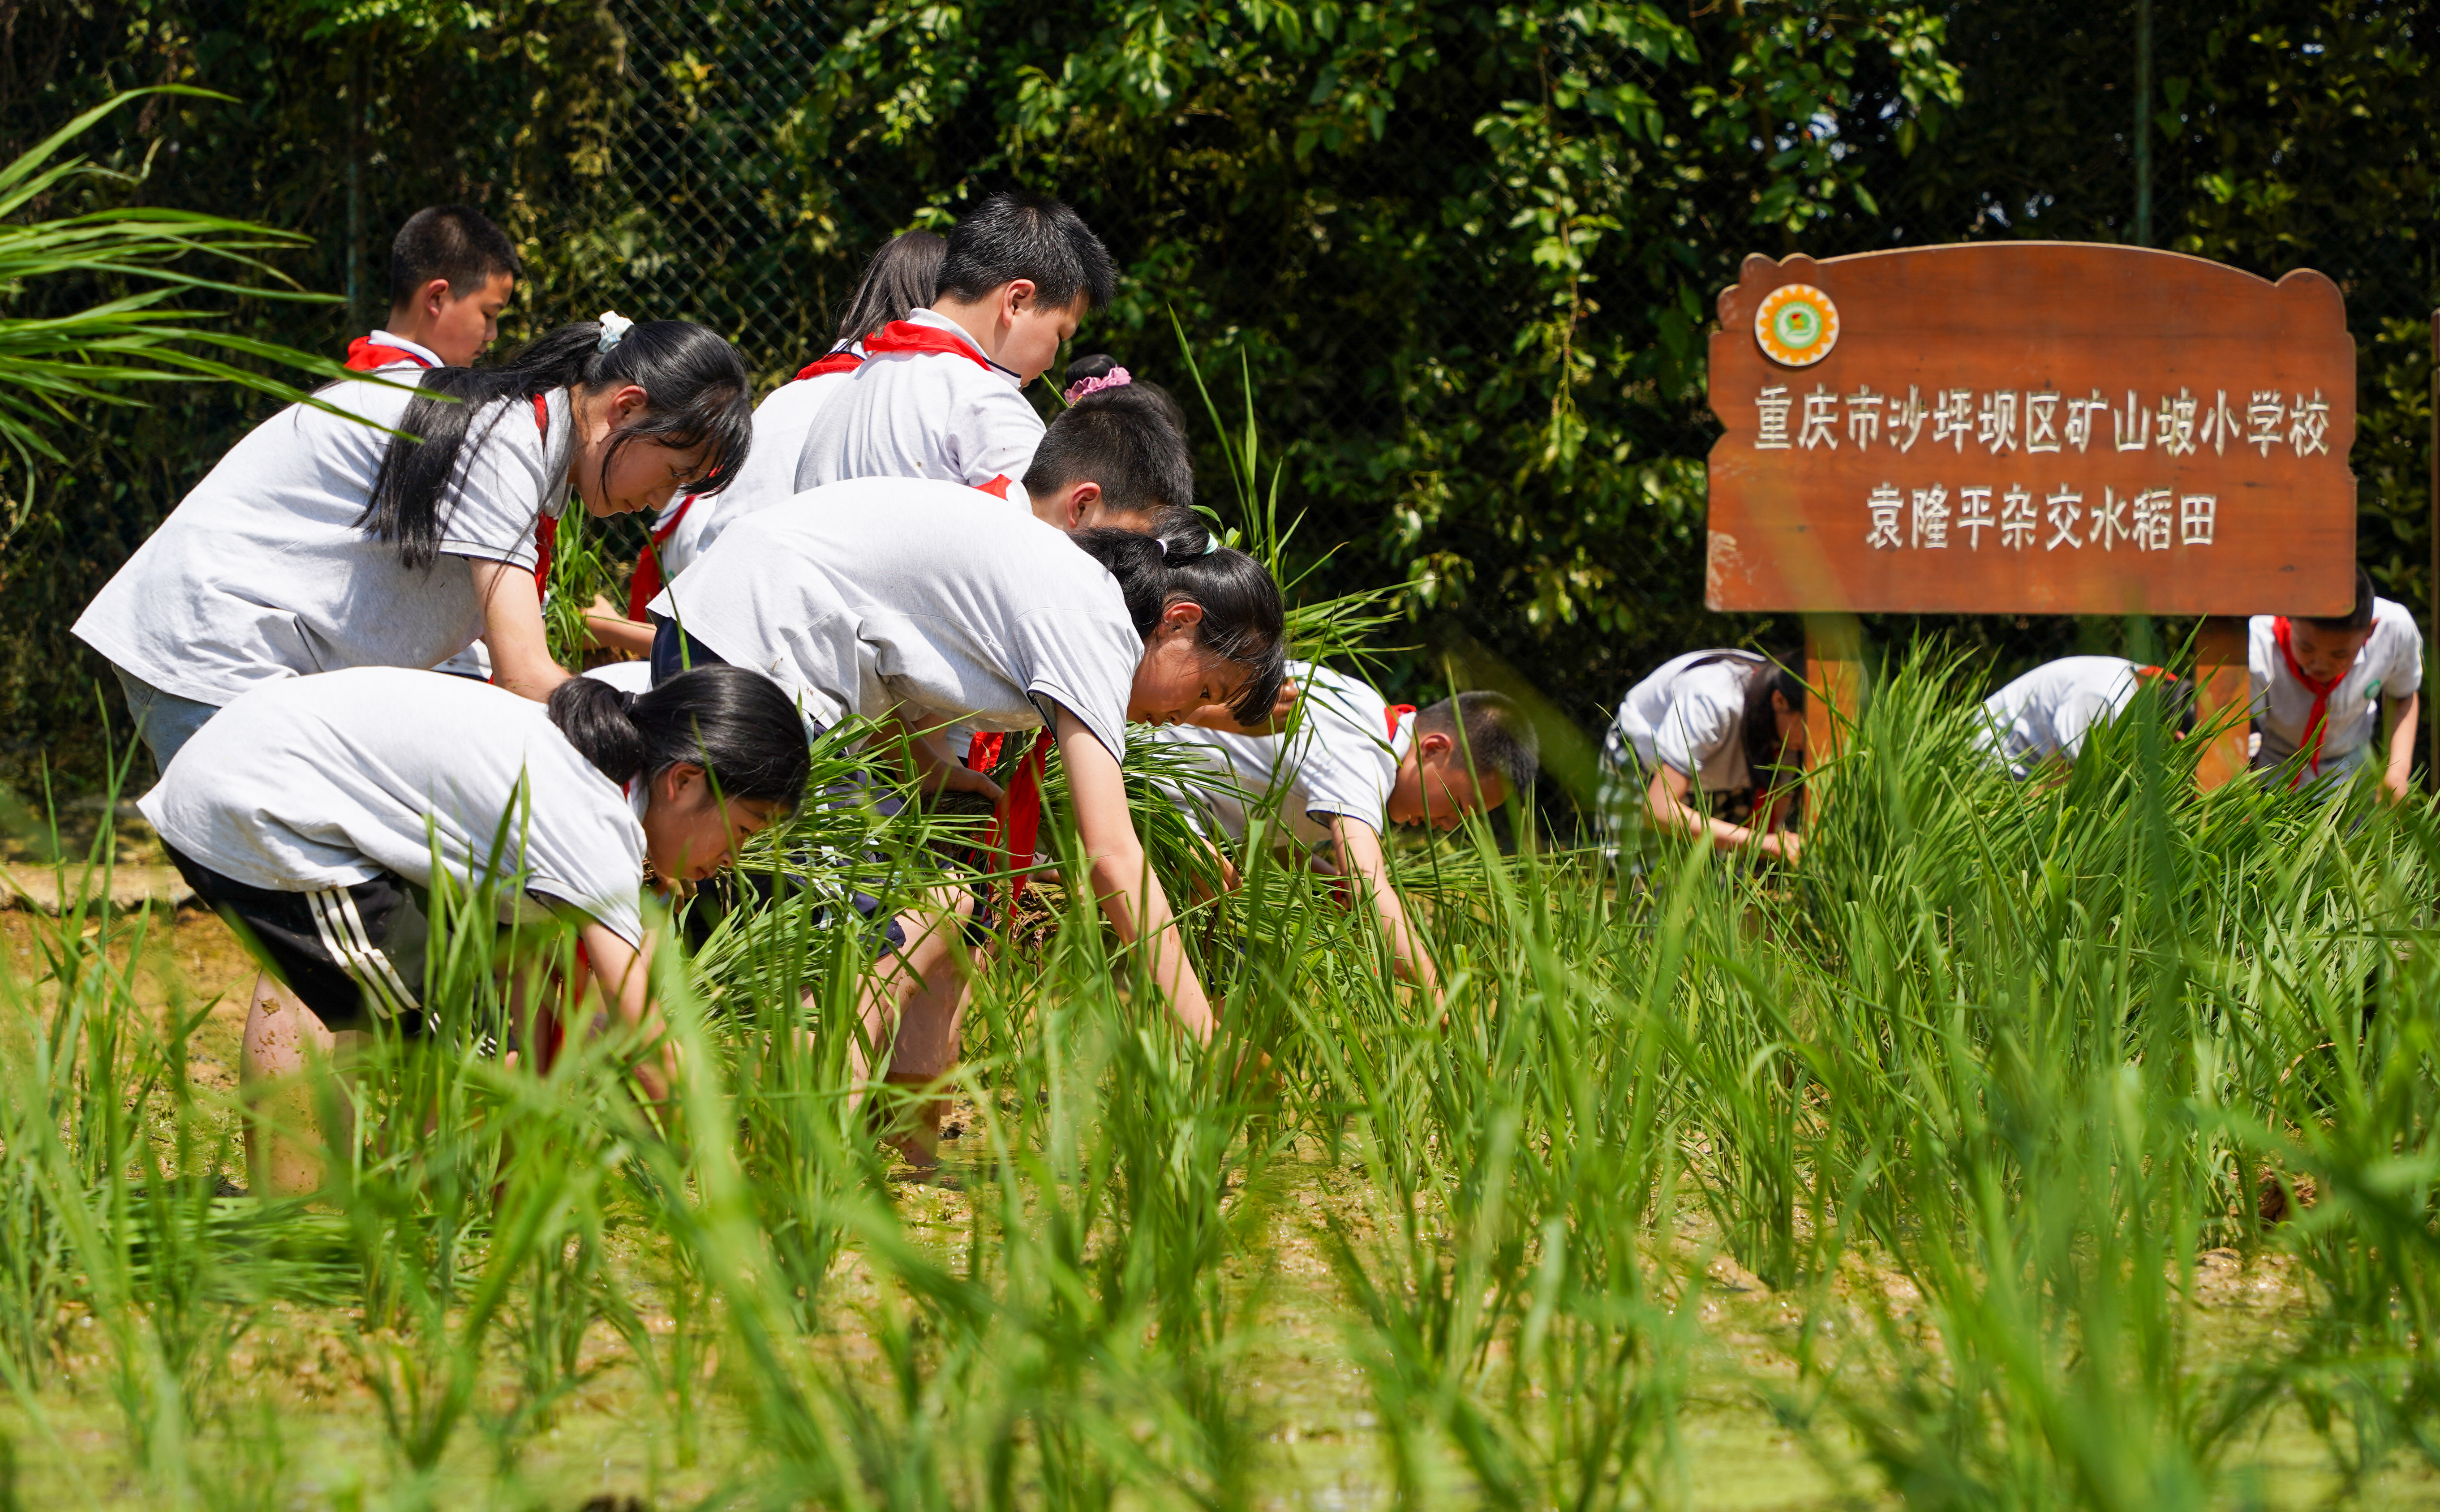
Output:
top-left (168, 847), bottom-right (433, 1034)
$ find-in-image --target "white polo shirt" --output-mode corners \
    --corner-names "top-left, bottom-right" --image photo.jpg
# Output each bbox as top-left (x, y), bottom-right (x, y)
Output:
top-left (1976, 656), bottom-right (2145, 775)
top-left (2249, 597), bottom-right (2424, 783)
top-left (795, 308), bottom-right (1042, 509)
top-left (1606, 650), bottom-right (1767, 795)
top-left (1151, 662), bottom-right (1408, 848)
top-left (648, 478), bottom-right (1141, 763)
top-left (681, 344), bottom-right (863, 567)
top-left (73, 378), bottom-right (570, 707)
top-left (142, 668), bottom-right (649, 946)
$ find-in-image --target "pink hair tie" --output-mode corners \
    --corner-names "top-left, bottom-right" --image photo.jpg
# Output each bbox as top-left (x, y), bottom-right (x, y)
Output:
top-left (1063, 367), bottom-right (1132, 404)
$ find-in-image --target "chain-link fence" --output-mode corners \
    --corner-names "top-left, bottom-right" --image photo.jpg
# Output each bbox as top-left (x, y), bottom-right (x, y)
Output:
top-left (595, 0), bottom-right (846, 367)
top-left (585, 3), bottom-right (2433, 461)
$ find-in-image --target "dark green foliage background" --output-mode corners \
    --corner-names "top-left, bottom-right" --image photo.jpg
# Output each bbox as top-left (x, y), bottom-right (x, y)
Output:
top-left (0, 0), bottom-right (2429, 793)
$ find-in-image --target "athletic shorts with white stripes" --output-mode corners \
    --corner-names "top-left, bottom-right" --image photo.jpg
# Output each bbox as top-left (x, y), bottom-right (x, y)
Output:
top-left (166, 847), bottom-right (434, 1032)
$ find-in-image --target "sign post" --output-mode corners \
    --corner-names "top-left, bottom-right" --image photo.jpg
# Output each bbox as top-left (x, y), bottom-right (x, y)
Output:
top-left (1707, 243), bottom-right (2357, 794)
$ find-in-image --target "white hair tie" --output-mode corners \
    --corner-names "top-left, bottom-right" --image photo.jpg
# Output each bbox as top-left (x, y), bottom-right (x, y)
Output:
top-left (597, 311), bottom-right (635, 352)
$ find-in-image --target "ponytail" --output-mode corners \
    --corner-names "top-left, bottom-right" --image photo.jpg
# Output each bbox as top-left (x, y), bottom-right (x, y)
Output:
top-left (358, 319), bottom-right (752, 571)
top-left (549, 665), bottom-right (810, 808)
top-left (1070, 528), bottom-right (1286, 724)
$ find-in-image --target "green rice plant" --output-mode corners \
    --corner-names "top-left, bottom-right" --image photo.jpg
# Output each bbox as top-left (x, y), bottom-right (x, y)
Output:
top-left (0, 746), bottom-right (287, 1499)
top-left (1296, 812), bottom-right (1694, 1511)
top-left (1165, 315), bottom-right (1403, 676)
top-left (540, 500), bottom-right (651, 670)
top-left (19, 492), bottom-right (2440, 1512)
top-left (2235, 794), bottom-right (2440, 1486)
top-left (1676, 646), bottom-right (2425, 1508)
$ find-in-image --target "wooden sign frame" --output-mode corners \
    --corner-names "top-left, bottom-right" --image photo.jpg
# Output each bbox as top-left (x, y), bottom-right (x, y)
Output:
top-left (1706, 243), bottom-right (2358, 793)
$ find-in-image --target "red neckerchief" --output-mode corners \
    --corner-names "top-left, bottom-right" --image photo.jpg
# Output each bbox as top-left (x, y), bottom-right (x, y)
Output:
top-left (965, 731), bottom-right (1049, 899)
top-left (796, 350), bottom-right (863, 380)
top-left (528, 395), bottom-right (556, 593)
top-left (2272, 616), bottom-right (2347, 785)
top-left (626, 495), bottom-right (694, 620)
top-left (1385, 703), bottom-right (1415, 738)
top-left (344, 336), bottom-right (434, 372)
top-left (861, 319), bottom-right (994, 373)
top-left (856, 326), bottom-right (1021, 495)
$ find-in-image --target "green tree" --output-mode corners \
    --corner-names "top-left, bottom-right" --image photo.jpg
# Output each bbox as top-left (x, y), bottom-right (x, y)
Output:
top-left (783, 0), bottom-right (1964, 717)
top-left (0, 0), bottom-right (2429, 791)
top-left (0, 0), bottom-right (622, 787)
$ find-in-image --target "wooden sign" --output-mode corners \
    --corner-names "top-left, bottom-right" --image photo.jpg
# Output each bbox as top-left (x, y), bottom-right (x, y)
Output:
top-left (1705, 244), bottom-right (2356, 617)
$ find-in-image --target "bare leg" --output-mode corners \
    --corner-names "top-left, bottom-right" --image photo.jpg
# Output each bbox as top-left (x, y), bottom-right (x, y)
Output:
top-left (238, 973), bottom-right (362, 1196)
top-left (851, 886), bottom-right (977, 1167)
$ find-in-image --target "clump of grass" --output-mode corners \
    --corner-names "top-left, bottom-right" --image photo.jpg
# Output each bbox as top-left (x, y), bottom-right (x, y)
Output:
top-left (9, 323), bottom-right (2440, 1506)
top-left (8, 644), bottom-right (2440, 1506)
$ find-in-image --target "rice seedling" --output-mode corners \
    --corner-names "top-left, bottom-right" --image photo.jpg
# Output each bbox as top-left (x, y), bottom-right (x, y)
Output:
top-left (6, 633), bottom-right (2440, 1507)
top-left (7, 305), bottom-right (2440, 1506)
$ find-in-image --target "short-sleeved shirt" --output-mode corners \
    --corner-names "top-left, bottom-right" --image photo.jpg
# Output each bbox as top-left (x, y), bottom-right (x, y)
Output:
top-left (1976, 656), bottom-right (2143, 775)
top-left (678, 348), bottom-right (861, 570)
top-left (648, 477), bottom-right (1141, 762)
top-left (795, 309), bottom-right (1043, 509)
top-left (1607, 650), bottom-right (1766, 794)
top-left (1151, 662), bottom-right (1407, 847)
top-left (73, 378), bottom-right (571, 707)
top-left (2250, 597), bottom-right (2425, 779)
top-left (139, 668), bottom-right (648, 946)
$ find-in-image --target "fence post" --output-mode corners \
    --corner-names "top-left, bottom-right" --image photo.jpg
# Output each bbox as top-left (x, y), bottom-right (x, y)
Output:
top-left (1803, 612), bottom-right (1864, 815)
top-left (2194, 617), bottom-right (2250, 790)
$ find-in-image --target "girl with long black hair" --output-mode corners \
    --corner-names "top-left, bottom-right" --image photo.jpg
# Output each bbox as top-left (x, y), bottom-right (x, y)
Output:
top-left (1603, 649), bottom-right (1808, 862)
top-left (75, 316), bottom-right (752, 767)
top-left (143, 663), bottom-right (809, 1193)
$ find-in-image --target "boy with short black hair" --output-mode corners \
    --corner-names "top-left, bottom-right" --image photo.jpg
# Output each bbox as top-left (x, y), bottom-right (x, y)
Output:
top-left (1021, 378), bottom-right (1200, 544)
top-left (345, 204), bottom-right (521, 372)
top-left (796, 190), bottom-right (1117, 506)
top-left (1156, 667), bottom-right (1538, 993)
top-left (2250, 565), bottom-right (2423, 799)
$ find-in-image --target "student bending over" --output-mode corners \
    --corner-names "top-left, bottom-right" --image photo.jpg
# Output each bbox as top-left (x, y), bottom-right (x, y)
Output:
top-left (2250, 566), bottom-right (2423, 800)
top-left (1018, 371), bottom-right (1205, 544)
top-left (1605, 650), bottom-right (1805, 862)
top-left (74, 318), bottom-right (753, 767)
top-left (1976, 656), bottom-right (2191, 779)
top-left (649, 484), bottom-right (1285, 1079)
top-left (1155, 664), bottom-right (1538, 993)
top-left (142, 665), bottom-right (809, 1194)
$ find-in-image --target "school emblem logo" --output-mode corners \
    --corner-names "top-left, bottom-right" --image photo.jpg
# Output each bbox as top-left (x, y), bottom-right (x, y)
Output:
top-left (1755, 284), bottom-right (1839, 367)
